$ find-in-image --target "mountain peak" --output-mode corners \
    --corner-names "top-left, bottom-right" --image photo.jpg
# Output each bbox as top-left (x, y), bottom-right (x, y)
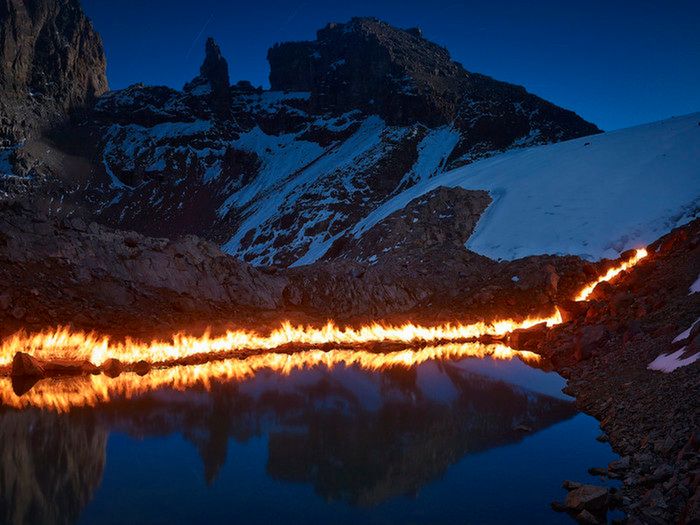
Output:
top-left (183, 37), bottom-right (231, 114)
top-left (268, 18), bottom-right (598, 135)
top-left (201, 37), bottom-right (230, 92)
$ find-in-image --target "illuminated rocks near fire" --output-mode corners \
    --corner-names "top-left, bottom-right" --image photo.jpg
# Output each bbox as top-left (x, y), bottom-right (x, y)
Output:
top-left (0, 247), bottom-right (649, 411)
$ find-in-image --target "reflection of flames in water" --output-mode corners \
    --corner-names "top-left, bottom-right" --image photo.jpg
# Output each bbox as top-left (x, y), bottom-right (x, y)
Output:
top-left (0, 247), bottom-right (648, 411)
top-left (0, 342), bottom-right (537, 411)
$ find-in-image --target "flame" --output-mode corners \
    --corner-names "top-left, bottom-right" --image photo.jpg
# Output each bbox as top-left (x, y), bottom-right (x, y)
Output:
top-left (0, 342), bottom-right (537, 411)
top-left (575, 248), bottom-right (647, 301)
top-left (0, 312), bottom-right (562, 369)
top-left (0, 245), bottom-right (649, 412)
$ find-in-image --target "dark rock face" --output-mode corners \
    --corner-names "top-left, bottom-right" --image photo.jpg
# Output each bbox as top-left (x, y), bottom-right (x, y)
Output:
top-left (0, 0), bottom-right (107, 144)
top-left (11, 351), bottom-right (45, 377)
top-left (268, 17), bottom-right (599, 143)
top-left (283, 187), bottom-right (590, 319)
top-left (183, 37), bottom-right (231, 117)
top-left (327, 186), bottom-right (492, 262)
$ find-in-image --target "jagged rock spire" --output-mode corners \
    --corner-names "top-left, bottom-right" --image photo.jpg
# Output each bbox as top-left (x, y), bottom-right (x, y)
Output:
top-left (200, 37), bottom-right (230, 97)
top-left (184, 37), bottom-right (231, 117)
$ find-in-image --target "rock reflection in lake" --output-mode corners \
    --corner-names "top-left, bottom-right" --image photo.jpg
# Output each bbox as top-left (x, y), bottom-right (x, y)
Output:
top-left (0, 410), bottom-right (106, 525)
top-left (0, 355), bottom-right (613, 524)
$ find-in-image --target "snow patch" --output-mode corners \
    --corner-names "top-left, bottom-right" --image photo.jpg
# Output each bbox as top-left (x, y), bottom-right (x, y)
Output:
top-left (648, 348), bottom-right (700, 373)
top-left (690, 274), bottom-right (700, 294)
top-left (672, 318), bottom-right (700, 344)
top-left (222, 116), bottom-right (390, 265)
top-left (352, 113), bottom-right (700, 261)
top-left (400, 126), bottom-right (460, 187)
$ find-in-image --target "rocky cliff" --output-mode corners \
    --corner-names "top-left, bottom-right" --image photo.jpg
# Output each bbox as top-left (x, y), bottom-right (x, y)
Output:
top-left (0, 0), bottom-right (107, 144)
top-left (268, 17), bottom-right (599, 141)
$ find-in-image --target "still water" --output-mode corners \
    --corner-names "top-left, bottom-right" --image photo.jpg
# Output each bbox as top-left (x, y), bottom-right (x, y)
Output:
top-left (0, 353), bottom-right (618, 524)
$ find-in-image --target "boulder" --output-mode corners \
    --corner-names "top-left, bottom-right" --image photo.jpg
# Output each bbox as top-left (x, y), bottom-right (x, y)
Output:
top-left (558, 300), bottom-right (589, 323)
top-left (11, 352), bottom-right (45, 377)
top-left (101, 358), bottom-right (123, 377)
top-left (608, 456), bottom-right (630, 474)
top-left (133, 360), bottom-right (151, 375)
top-left (589, 281), bottom-right (614, 301)
top-left (564, 484), bottom-right (609, 512)
top-left (508, 322), bottom-right (548, 350)
top-left (43, 359), bottom-right (98, 376)
top-left (563, 480), bottom-right (583, 491)
top-left (544, 265), bottom-right (560, 294)
top-left (574, 325), bottom-right (608, 361)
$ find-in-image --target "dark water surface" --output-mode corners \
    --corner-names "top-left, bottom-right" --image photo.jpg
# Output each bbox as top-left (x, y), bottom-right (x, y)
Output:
top-left (0, 355), bottom-right (618, 524)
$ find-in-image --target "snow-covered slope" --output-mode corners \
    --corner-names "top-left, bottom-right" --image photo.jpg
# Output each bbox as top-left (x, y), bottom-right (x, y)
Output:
top-left (352, 113), bottom-right (700, 261)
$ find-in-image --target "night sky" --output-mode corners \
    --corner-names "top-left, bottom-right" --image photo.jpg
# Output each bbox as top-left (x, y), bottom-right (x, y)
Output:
top-left (81, 0), bottom-right (700, 131)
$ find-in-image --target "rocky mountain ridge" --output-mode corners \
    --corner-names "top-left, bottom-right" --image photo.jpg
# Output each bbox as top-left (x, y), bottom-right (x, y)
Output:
top-left (0, 7), bottom-right (599, 267)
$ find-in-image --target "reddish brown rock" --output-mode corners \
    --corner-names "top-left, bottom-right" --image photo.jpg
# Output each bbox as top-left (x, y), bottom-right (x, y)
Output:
top-left (100, 358), bottom-right (123, 377)
top-left (558, 300), bottom-right (589, 323)
top-left (564, 484), bottom-right (609, 512)
top-left (133, 360), bottom-right (151, 376)
top-left (574, 325), bottom-right (608, 361)
top-left (508, 322), bottom-right (548, 351)
top-left (40, 359), bottom-right (99, 376)
top-left (589, 281), bottom-right (614, 301)
top-left (11, 352), bottom-right (45, 377)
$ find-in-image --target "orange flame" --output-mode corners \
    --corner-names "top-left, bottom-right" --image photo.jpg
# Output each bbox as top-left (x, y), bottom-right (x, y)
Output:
top-left (0, 342), bottom-right (537, 411)
top-left (0, 245), bottom-right (648, 412)
top-left (0, 312), bottom-right (562, 369)
top-left (575, 248), bottom-right (647, 301)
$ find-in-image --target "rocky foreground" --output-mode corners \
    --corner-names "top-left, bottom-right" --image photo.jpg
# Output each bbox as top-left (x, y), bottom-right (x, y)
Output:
top-left (1, 194), bottom-right (698, 523)
top-left (511, 221), bottom-right (700, 524)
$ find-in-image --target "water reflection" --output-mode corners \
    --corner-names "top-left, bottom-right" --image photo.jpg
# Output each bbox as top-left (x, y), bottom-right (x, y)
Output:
top-left (0, 354), bottom-right (581, 524)
top-left (0, 410), bottom-right (106, 525)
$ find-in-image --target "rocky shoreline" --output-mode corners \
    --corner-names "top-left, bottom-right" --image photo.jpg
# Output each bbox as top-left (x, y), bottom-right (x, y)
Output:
top-left (2, 229), bottom-right (697, 525)
top-left (2, 193), bottom-right (698, 523)
top-left (543, 222), bottom-right (699, 524)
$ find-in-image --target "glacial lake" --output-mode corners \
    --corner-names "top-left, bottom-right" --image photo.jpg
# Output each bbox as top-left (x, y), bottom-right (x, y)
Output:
top-left (0, 351), bottom-right (619, 524)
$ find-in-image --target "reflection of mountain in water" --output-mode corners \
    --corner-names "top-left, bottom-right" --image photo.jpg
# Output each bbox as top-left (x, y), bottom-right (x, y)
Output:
top-left (0, 409), bottom-right (107, 525)
top-left (264, 364), bottom-right (575, 506)
top-left (0, 360), bottom-right (575, 520)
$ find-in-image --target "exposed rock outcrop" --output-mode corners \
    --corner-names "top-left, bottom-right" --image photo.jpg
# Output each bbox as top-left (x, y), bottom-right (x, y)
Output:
top-left (268, 17), bottom-right (599, 141)
top-left (183, 37), bottom-right (231, 117)
top-left (0, 0), bottom-right (107, 144)
top-left (540, 218), bottom-right (700, 523)
top-left (0, 199), bottom-right (288, 337)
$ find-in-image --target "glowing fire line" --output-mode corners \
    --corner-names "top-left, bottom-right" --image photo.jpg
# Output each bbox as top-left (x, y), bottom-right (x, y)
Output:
top-left (575, 248), bottom-right (647, 301)
top-left (0, 247), bottom-right (648, 411)
top-left (0, 312), bottom-right (562, 369)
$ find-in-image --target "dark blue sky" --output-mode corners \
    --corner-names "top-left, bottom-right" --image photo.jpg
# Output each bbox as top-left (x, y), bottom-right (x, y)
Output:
top-left (81, 0), bottom-right (700, 130)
